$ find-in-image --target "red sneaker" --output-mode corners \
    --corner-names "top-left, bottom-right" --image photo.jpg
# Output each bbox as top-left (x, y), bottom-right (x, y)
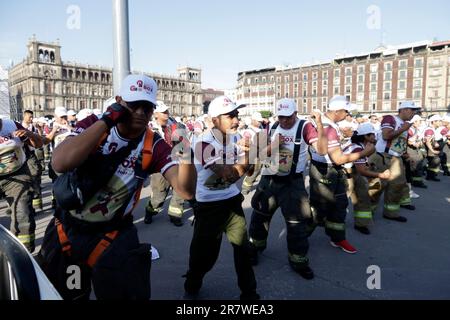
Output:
top-left (330, 240), bottom-right (357, 254)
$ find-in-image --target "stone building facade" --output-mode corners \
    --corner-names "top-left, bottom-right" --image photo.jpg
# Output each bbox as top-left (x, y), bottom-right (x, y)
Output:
top-left (8, 37), bottom-right (203, 119)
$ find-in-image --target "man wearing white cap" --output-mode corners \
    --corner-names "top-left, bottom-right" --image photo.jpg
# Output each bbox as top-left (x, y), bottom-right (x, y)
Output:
top-left (184, 96), bottom-right (259, 300)
top-left (344, 123), bottom-right (391, 235)
top-left (67, 110), bottom-right (77, 127)
top-left (44, 107), bottom-right (74, 198)
top-left (248, 99), bottom-right (327, 279)
top-left (407, 115), bottom-right (427, 189)
top-left (369, 101), bottom-right (421, 222)
top-left (38, 74), bottom-right (196, 300)
top-left (1, 116), bottom-right (43, 252)
top-left (309, 96), bottom-right (375, 254)
top-left (423, 114), bottom-right (443, 181)
top-left (144, 101), bottom-right (187, 226)
top-left (241, 112), bottom-right (264, 195)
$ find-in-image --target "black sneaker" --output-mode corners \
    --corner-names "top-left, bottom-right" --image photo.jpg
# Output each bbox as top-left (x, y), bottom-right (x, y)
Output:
top-left (426, 176), bottom-right (441, 182)
top-left (290, 263), bottom-right (315, 280)
top-left (412, 182), bottom-right (428, 189)
top-left (169, 216), bottom-right (183, 227)
top-left (383, 215), bottom-right (407, 223)
top-left (144, 211), bottom-right (153, 224)
top-left (400, 204), bottom-right (416, 211)
top-left (354, 225), bottom-right (371, 235)
top-left (183, 273), bottom-right (203, 295)
top-left (240, 291), bottom-right (260, 300)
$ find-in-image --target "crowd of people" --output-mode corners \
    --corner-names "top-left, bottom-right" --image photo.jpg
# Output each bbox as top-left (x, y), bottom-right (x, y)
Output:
top-left (1, 73), bottom-right (449, 300)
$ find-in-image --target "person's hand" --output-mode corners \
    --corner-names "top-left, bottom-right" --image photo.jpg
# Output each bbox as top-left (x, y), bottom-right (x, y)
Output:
top-left (237, 137), bottom-right (251, 153)
top-left (13, 129), bottom-right (30, 141)
top-left (399, 122), bottom-right (412, 133)
top-left (379, 169), bottom-right (391, 180)
top-left (363, 142), bottom-right (376, 156)
top-left (101, 103), bottom-right (131, 129)
top-left (310, 110), bottom-right (323, 126)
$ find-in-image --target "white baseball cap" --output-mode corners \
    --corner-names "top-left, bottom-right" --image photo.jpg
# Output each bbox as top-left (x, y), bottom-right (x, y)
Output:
top-left (429, 115), bottom-right (442, 122)
top-left (208, 96), bottom-right (246, 117)
top-left (251, 112), bottom-right (264, 122)
top-left (442, 115), bottom-right (450, 123)
top-left (54, 107), bottom-right (68, 118)
top-left (328, 96), bottom-right (355, 111)
top-left (356, 123), bottom-right (376, 136)
top-left (398, 101), bottom-right (421, 110)
top-left (155, 101), bottom-right (169, 113)
top-left (119, 74), bottom-right (157, 105)
top-left (76, 109), bottom-right (94, 121)
top-left (67, 110), bottom-right (77, 117)
top-left (338, 120), bottom-right (358, 131)
top-left (410, 115), bottom-right (422, 123)
top-left (276, 99), bottom-right (297, 117)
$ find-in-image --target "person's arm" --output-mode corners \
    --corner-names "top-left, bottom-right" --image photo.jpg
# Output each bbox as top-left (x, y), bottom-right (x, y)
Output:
top-left (52, 103), bottom-right (130, 173)
top-left (355, 163), bottom-right (390, 179)
top-left (51, 120), bottom-right (109, 173)
top-left (425, 138), bottom-right (440, 155)
top-left (310, 111), bottom-right (328, 155)
top-left (382, 122), bottom-right (412, 141)
top-left (13, 129), bottom-right (43, 148)
top-left (329, 143), bottom-right (376, 166)
top-left (163, 164), bottom-right (196, 200)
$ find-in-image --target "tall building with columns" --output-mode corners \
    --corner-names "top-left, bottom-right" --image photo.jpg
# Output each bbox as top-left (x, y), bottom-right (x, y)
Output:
top-left (8, 36), bottom-right (203, 119)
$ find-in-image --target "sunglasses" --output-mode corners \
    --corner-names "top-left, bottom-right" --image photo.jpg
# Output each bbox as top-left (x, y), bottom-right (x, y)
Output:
top-left (127, 101), bottom-right (155, 115)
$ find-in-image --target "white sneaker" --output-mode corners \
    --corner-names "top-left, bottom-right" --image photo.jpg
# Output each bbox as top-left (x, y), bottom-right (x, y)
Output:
top-left (410, 190), bottom-right (420, 199)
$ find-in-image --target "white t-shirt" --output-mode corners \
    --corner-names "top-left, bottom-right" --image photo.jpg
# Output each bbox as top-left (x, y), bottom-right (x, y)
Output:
top-left (194, 130), bottom-right (243, 203)
top-left (310, 116), bottom-right (343, 164)
top-left (376, 115), bottom-right (408, 157)
top-left (67, 115), bottom-right (177, 222)
top-left (0, 119), bottom-right (27, 176)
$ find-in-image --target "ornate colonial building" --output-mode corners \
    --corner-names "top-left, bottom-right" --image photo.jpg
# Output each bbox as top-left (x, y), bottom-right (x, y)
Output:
top-left (237, 40), bottom-right (450, 116)
top-left (8, 36), bottom-right (203, 119)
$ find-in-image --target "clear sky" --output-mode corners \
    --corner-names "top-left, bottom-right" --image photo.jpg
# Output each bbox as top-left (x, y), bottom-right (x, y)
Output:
top-left (1, 0), bottom-right (449, 89)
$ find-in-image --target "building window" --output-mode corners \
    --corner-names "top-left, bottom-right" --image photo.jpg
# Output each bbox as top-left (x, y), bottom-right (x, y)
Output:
top-left (303, 74), bottom-right (308, 81)
top-left (358, 75), bottom-right (364, 83)
top-left (345, 68), bottom-right (352, 76)
top-left (399, 60), bottom-right (408, 69)
top-left (323, 71), bottom-right (328, 79)
top-left (384, 82), bottom-right (391, 91)
top-left (345, 86), bottom-right (351, 94)
top-left (432, 58), bottom-right (441, 66)
top-left (358, 84), bottom-right (364, 92)
top-left (415, 58), bottom-right (423, 68)
top-left (398, 91), bottom-right (406, 100)
top-left (414, 79), bottom-right (422, 88)
top-left (334, 69), bottom-right (340, 78)
top-left (345, 76), bottom-right (352, 84)
top-left (313, 72), bottom-right (318, 80)
top-left (384, 72), bottom-right (392, 81)
top-left (414, 90), bottom-right (422, 99)
top-left (414, 69), bottom-right (423, 78)
top-left (370, 64), bottom-right (378, 73)
top-left (399, 70), bottom-right (407, 79)
top-left (384, 62), bottom-right (393, 71)
top-left (358, 66), bottom-right (365, 74)
top-left (334, 87), bottom-right (339, 94)
top-left (371, 74), bottom-right (377, 82)
top-left (371, 83), bottom-right (377, 91)
top-left (384, 92), bottom-right (391, 100)
top-left (357, 93), bottom-right (364, 101)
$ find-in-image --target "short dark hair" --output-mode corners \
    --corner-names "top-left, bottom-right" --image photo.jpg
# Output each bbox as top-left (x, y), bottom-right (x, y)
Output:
top-left (24, 110), bottom-right (34, 116)
top-left (351, 132), bottom-right (367, 144)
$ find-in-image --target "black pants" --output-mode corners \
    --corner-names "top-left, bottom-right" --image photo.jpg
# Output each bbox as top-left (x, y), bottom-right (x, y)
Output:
top-left (187, 194), bottom-right (257, 295)
top-left (37, 213), bottom-right (152, 300)
top-left (249, 174), bottom-right (314, 267)
top-left (309, 161), bottom-right (348, 242)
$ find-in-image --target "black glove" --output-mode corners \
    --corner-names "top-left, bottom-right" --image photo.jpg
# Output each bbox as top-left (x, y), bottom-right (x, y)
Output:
top-left (101, 103), bottom-right (129, 129)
